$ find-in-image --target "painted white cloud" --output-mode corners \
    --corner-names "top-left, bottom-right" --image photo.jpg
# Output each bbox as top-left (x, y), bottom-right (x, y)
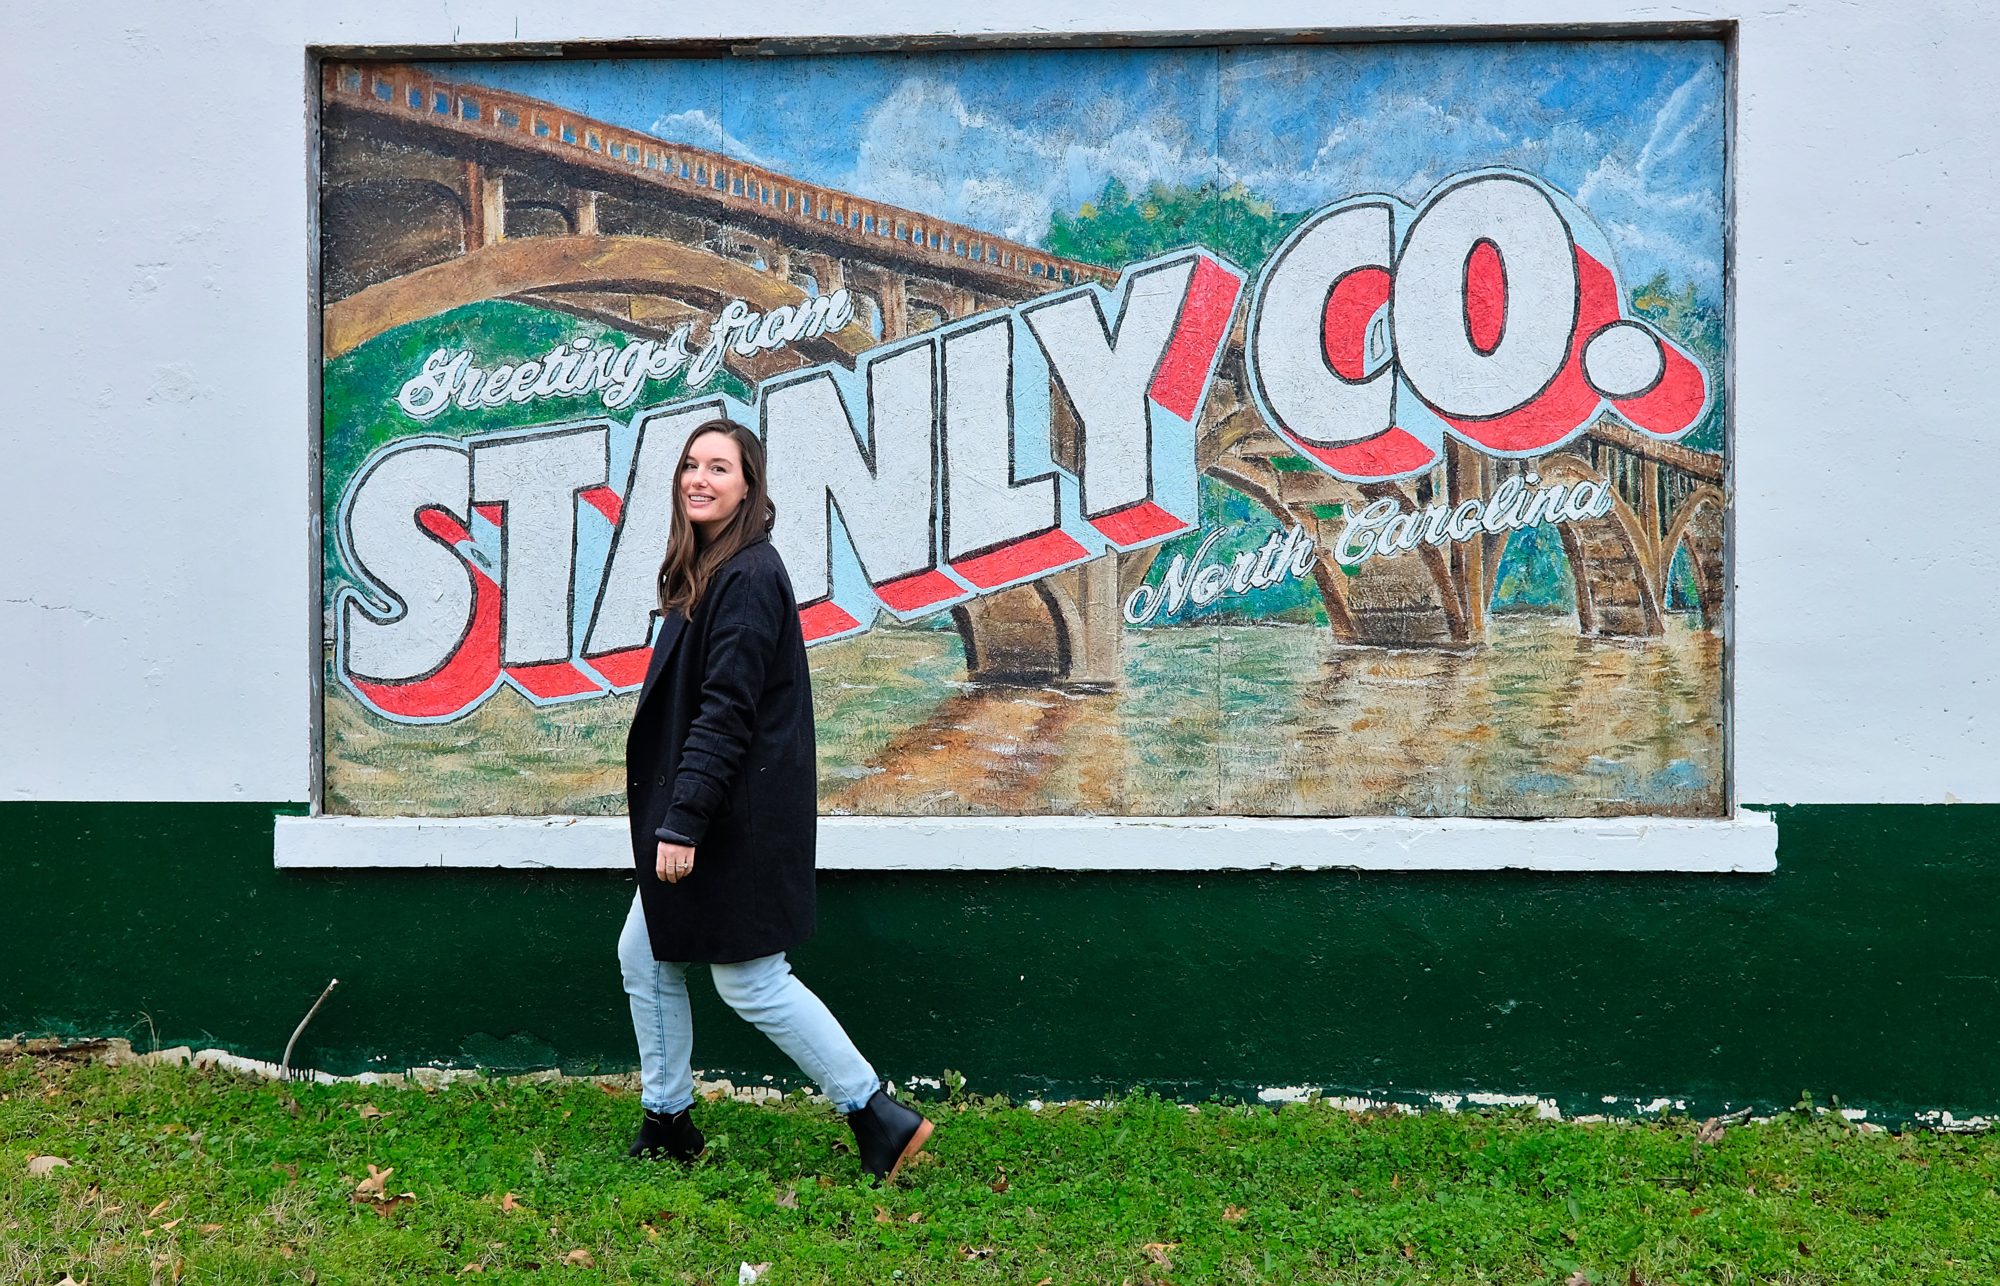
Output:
top-left (1574, 63), bottom-right (1727, 292)
top-left (648, 108), bottom-right (770, 168)
top-left (845, 75), bottom-right (1219, 245)
top-left (1217, 57), bottom-right (1725, 297)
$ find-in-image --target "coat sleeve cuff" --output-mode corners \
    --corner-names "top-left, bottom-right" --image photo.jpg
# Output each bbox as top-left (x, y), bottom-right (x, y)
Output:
top-left (658, 804), bottom-right (710, 847)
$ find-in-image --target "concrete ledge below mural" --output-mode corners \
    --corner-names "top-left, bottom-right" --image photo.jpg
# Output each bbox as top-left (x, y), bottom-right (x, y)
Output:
top-left (274, 811), bottom-right (1777, 872)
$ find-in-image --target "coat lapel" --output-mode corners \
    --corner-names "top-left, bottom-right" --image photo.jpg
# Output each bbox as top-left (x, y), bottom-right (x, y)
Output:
top-left (631, 534), bottom-right (771, 718)
top-left (633, 609), bottom-right (687, 718)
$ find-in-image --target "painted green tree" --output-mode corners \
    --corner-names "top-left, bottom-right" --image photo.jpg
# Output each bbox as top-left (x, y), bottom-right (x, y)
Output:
top-left (1045, 178), bottom-right (1303, 275)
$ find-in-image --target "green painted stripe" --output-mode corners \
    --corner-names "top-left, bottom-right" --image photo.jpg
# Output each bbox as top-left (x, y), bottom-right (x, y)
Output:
top-left (4, 802), bottom-right (1996, 1121)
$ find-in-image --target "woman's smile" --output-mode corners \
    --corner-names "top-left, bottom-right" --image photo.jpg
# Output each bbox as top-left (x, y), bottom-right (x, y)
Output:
top-left (680, 431), bottom-right (750, 535)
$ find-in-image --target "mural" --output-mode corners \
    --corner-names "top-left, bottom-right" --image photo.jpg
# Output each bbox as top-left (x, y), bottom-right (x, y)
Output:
top-left (318, 41), bottom-right (1729, 820)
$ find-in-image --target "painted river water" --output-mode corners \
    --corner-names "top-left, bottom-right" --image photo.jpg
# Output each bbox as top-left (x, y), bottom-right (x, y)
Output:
top-left (325, 613), bottom-right (1722, 819)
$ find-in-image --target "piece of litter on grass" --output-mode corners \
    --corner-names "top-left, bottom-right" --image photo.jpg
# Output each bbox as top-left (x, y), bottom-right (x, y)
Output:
top-left (26, 1155), bottom-right (71, 1176)
top-left (738, 1262), bottom-right (770, 1284)
top-left (563, 1249), bottom-right (595, 1267)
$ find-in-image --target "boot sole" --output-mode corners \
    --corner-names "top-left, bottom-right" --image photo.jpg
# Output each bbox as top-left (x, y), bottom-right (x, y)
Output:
top-left (883, 1117), bottom-right (934, 1184)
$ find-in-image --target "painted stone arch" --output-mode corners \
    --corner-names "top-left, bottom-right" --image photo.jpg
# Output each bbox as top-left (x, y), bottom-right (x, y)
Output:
top-left (1203, 416), bottom-right (1465, 646)
top-left (320, 178), bottom-right (467, 299)
top-left (950, 580), bottom-right (1078, 687)
top-left (1533, 451), bottom-right (1665, 637)
top-left (319, 236), bottom-right (876, 369)
top-left (1661, 483), bottom-right (1726, 627)
top-left (501, 199), bottom-right (577, 238)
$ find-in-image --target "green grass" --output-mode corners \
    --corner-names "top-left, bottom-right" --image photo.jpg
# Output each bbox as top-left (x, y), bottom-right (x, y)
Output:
top-left (5, 1056), bottom-right (1997, 1285)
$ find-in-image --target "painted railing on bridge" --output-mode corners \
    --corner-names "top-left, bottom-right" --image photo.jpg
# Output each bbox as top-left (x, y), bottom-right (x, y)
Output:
top-left (323, 62), bottom-right (1114, 293)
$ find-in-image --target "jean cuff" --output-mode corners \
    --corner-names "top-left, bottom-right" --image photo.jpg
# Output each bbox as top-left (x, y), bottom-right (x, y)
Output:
top-left (834, 1080), bottom-right (883, 1114)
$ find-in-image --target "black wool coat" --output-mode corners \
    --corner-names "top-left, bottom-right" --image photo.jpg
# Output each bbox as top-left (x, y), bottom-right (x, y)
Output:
top-left (624, 536), bottom-right (817, 963)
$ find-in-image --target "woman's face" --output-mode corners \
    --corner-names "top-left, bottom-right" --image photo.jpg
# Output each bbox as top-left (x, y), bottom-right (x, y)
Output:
top-left (680, 431), bottom-right (749, 536)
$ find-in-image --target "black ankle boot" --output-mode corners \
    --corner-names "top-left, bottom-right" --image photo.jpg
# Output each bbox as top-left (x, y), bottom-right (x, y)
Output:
top-left (845, 1084), bottom-right (934, 1184)
top-left (627, 1106), bottom-right (705, 1162)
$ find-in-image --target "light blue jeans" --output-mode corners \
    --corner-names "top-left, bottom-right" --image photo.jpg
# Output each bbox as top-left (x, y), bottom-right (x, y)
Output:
top-left (617, 891), bottom-right (881, 1115)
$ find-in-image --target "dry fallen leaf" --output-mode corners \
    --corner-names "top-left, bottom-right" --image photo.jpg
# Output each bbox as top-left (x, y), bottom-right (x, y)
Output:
top-left (873, 1206), bottom-right (893, 1224)
top-left (500, 1192), bottom-right (524, 1213)
top-left (198, 1224), bottom-right (223, 1234)
top-left (906, 1211), bottom-right (924, 1224)
top-left (278, 1245), bottom-right (294, 1259)
top-left (271, 1162), bottom-right (299, 1182)
top-left (816, 1176), bottom-right (834, 1189)
top-left (55, 1275), bottom-right (87, 1286)
top-left (354, 1165), bottom-right (393, 1199)
top-left (1566, 1272), bottom-right (1591, 1286)
top-left (459, 1264), bottom-right (485, 1275)
top-left (357, 1104), bottom-right (386, 1121)
top-left (1696, 1117), bottom-right (1726, 1145)
top-left (156, 1218), bottom-right (184, 1233)
top-left (1223, 1204), bottom-right (1248, 1222)
top-left (1142, 1242), bottom-right (1177, 1268)
top-left (562, 1249), bottom-right (595, 1268)
top-left (991, 1174), bottom-right (1010, 1193)
top-left (27, 1156), bottom-right (72, 1177)
top-left (961, 1246), bottom-right (997, 1260)
top-left (774, 1185), bottom-right (798, 1209)
top-left (148, 1198), bottom-right (173, 1218)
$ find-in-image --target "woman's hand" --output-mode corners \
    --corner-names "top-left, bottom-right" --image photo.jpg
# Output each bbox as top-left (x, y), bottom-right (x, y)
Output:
top-left (656, 840), bottom-right (696, 884)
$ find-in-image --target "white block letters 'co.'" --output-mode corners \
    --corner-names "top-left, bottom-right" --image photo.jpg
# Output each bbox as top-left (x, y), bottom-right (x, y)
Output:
top-left (1245, 167), bottom-right (1712, 483)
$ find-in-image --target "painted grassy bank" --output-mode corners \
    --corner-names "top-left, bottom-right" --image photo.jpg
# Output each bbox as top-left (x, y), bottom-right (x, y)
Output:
top-left (4, 803), bottom-right (1998, 1122)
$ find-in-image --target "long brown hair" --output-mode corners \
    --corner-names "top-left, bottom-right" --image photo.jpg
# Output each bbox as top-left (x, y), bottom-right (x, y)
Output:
top-left (655, 418), bottom-right (776, 616)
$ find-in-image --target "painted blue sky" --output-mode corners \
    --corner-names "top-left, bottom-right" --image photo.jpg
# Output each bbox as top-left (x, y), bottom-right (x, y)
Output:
top-left (425, 40), bottom-right (1725, 299)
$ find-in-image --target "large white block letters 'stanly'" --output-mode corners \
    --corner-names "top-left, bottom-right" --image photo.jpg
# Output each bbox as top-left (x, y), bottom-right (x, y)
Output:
top-left (333, 169), bottom-right (1711, 724)
top-left (334, 250), bottom-right (1245, 721)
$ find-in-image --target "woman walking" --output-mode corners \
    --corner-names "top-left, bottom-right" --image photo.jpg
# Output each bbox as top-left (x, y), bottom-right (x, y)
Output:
top-left (617, 417), bottom-right (932, 1183)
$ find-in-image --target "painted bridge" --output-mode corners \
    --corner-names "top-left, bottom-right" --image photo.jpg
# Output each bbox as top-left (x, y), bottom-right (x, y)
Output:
top-left (321, 62), bottom-right (1724, 689)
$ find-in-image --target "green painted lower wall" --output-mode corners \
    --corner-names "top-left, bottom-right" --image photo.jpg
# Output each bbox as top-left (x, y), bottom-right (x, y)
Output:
top-left (4, 803), bottom-right (1995, 1120)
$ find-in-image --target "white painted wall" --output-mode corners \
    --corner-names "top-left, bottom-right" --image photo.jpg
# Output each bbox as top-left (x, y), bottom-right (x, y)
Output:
top-left (4, 1), bottom-right (1995, 805)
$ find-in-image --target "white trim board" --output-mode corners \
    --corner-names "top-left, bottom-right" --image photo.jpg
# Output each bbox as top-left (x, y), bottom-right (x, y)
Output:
top-left (274, 813), bottom-right (1777, 872)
